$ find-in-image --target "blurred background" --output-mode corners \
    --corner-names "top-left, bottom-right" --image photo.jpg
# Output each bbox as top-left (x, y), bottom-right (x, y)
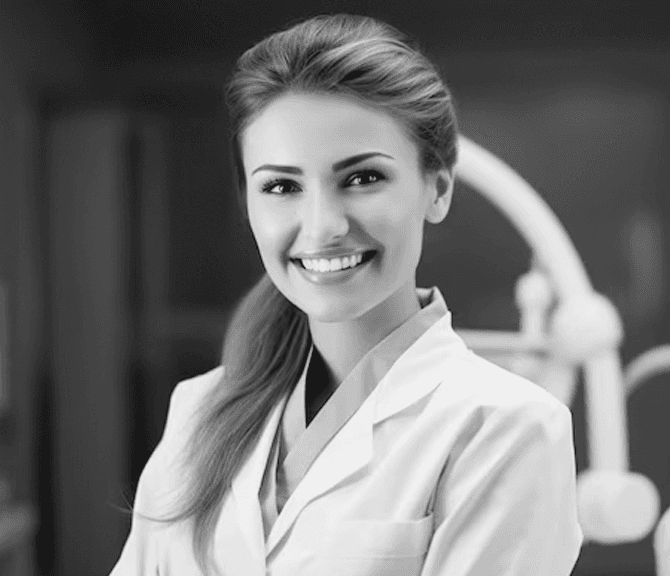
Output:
top-left (0, 0), bottom-right (669, 574)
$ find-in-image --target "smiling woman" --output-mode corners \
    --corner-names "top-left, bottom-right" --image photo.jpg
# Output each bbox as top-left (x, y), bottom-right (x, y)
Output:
top-left (110, 13), bottom-right (583, 576)
top-left (243, 91), bottom-right (451, 332)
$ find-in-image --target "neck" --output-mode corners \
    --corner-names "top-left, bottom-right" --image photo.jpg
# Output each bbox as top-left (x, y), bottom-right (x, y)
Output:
top-left (308, 280), bottom-right (422, 389)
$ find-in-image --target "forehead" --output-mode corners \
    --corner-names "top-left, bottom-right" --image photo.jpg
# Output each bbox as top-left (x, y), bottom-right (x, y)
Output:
top-left (241, 92), bottom-right (419, 171)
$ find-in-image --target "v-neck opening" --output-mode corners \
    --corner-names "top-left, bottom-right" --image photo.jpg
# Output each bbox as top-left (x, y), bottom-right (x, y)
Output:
top-left (279, 287), bottom-right (445, 487)
top-left (304, 347), bottom-right (335, 427)
top-left (259, 286), bottom-right (450, 545)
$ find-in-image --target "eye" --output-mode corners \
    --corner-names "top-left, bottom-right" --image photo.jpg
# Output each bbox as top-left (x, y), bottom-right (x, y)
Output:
top-left (260, 178), bottom-right (300, 195)
top-left (347, 169), bottom-right (385, 187)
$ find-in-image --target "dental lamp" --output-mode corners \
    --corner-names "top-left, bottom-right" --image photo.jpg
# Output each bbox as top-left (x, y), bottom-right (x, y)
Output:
top-left (454, 135), bottom-right (670, 572)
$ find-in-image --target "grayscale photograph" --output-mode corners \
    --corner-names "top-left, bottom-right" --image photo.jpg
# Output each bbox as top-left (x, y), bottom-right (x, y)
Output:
top-left (0, 1), bottom-right (669, 575)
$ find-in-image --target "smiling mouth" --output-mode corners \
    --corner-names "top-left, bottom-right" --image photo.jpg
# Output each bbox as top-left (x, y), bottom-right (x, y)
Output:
top-left (291, 250), bottom-right (377, 273)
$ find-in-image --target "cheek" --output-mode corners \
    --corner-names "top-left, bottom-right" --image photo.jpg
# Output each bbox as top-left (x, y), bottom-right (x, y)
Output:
top-left (385, 212), bottom-right (426, 273)
top-left (249, 201), bottom-right (286, 251)
top-left (369, 198), bottom-right (425, 250)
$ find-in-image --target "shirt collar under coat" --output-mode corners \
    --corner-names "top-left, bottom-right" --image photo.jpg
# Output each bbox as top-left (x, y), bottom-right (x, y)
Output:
top-left (222, 285), bottom-right (469, 571)
top-left (284, 284), bottom-right (459, 440)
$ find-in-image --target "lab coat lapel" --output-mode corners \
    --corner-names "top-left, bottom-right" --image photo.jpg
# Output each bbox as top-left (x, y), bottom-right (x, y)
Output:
top-left (265, 393), bottom-right (375, 555)
top-left (225, 395), bottom-right (288, 575)
top-left (266, 309), bottom-right (468, 555)
top-left (373, 311), bottom-right (468, 424)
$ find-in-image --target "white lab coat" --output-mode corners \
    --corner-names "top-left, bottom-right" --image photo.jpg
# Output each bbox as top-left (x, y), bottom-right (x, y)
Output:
top-left (110, 288), bottom-right (583, 576)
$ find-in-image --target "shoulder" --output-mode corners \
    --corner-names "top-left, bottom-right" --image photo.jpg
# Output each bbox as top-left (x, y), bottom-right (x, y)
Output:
top-left (169, 365), bottom-right (226, 412)
top-left (146, 366), bottom-right (226, 489)
top-left (131, 365), bottom-right (226, 514)
top-left (433, 348), bottom-right (572, 433)
top-left (426, 351), bottom-right (577, 495)
top-left (161, 365), bottom-right (226, 443)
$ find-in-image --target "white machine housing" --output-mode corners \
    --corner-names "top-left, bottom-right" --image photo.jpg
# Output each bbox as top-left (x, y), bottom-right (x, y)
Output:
top-left (454, 136), bottom-right (670, 573)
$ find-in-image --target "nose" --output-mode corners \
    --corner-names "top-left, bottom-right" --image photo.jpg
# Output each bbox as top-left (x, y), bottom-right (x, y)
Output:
top-left (300, 183), bottom-right (349, 244)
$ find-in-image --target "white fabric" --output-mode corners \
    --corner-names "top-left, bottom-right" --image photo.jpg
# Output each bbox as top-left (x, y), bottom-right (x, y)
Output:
top-left (261, 286), bottom-right (447, 537)
top-left (109, 286), bottom-right (583, 576)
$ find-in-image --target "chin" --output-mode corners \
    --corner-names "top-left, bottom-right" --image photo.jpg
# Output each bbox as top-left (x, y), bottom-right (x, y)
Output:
top-left (301, 304), bottom-right (361, 324)
top-left (295, 296), bottom-right (372, 324)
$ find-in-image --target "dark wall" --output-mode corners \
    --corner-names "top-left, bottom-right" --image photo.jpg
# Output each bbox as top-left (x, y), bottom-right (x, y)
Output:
top-left (80, 47), bottom-right (669, 575)
top-left (5, 1), bottom-right (670, 575)
top-left (1, 2), bottom-right (88, 575)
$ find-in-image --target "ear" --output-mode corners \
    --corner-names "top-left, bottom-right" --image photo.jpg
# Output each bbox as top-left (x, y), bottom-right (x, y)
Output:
top-left (424, 168), bottom-right (454, 224)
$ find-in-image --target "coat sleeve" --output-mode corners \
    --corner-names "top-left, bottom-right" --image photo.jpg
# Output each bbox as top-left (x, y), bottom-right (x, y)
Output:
top-left (109, 370), bottom-right (220, 576)
top-left (420, 401), bottom-right (584, 576)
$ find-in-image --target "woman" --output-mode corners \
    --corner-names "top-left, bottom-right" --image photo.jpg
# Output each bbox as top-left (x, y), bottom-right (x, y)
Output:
top-left (110, 13), bottom-right (583, 576)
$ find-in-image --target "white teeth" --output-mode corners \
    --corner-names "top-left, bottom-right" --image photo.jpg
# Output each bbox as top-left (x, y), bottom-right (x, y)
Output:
top-left (300, 252), bottom-right (366, 272)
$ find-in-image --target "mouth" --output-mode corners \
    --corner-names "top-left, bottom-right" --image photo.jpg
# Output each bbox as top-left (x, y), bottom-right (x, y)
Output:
top-left (291, 250), bottom-right (377, 273)
top-left (289, 250), bottom-right (377, 285)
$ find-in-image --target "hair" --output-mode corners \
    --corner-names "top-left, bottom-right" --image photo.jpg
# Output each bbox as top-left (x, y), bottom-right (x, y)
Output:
top-left (127, 13), bottom-right (458, 576)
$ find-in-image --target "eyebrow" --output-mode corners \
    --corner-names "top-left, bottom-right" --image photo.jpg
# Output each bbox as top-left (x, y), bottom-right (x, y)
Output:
top-left (251, 152), bottom-right (394, 176)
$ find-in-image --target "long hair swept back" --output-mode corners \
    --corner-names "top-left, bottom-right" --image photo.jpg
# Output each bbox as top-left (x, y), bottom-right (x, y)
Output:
top-left (226, 13), bottom-right (458, 220)
top-left (132, 13), bottom-right (459, 576)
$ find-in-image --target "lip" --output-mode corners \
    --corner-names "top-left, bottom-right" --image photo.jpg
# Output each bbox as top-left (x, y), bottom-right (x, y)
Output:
top-left (291, 251), bottom-right (376, 285)
top-left (290, 248), bottom-right (375, 260)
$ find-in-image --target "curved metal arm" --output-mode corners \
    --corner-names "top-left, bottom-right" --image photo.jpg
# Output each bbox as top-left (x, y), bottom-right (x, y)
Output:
top-left (453, 134), bottom-right (662, 544)
top-left (625, 344), bottom-right (670, 397)
top-left (455, 134), bottom-right (629, 471)
top-left (455, 135), bottom-right (592, 296)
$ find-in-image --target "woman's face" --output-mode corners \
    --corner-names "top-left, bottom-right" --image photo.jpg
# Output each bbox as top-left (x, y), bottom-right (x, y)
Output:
top-left (242, 91), bottom-right (451, 323)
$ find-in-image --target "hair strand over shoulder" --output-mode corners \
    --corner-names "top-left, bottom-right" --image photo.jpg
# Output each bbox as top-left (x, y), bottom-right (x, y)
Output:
top-left (127, 13), bottom-right (458, 575)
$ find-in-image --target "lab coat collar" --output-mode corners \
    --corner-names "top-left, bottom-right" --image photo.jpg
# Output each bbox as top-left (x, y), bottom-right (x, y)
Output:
top-left (228, 393), bottom-right (290, 574)
top-left (230, 286), bottom-right (468, 567)
top-left (276, 285), bottom-right (457, 497)
top-left (372, 285), bottom-right (467, 425)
